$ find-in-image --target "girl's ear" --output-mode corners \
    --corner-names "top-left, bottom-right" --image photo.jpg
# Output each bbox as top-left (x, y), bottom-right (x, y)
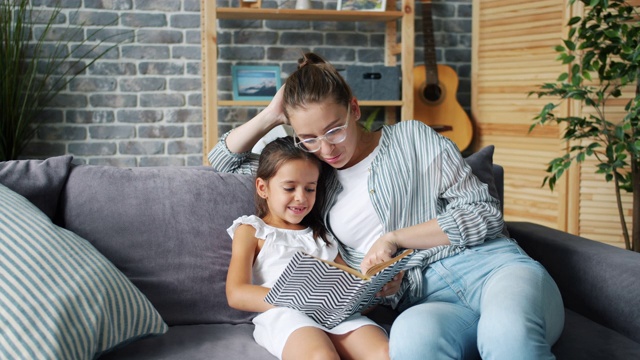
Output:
top-left (256, 177), bottom-right (268, 199)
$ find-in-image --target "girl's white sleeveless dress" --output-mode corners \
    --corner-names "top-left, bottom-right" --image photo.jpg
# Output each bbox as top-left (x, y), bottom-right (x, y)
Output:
top-left (227, 215), bottom-right (383, 359)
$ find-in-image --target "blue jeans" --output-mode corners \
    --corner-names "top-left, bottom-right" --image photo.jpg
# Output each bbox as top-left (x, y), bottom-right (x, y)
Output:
top-left (389, 238), bottom-right (564, 360)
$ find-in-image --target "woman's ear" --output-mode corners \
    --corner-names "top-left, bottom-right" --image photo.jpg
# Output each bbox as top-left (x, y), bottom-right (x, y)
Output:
top-left (256, 177), bottom-right (268, 199)
top-left (350, 97), bottom-right (361, 121)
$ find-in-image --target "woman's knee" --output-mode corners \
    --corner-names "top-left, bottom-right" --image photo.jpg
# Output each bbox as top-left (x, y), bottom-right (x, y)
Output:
top-left (477, 264), bottom-right (564, 359)
top-left (389, 302), bottom-right (479, 360)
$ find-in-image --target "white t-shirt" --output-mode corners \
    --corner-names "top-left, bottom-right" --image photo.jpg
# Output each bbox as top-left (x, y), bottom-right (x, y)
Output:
top-left (329, 145), bottom-right (384, 254)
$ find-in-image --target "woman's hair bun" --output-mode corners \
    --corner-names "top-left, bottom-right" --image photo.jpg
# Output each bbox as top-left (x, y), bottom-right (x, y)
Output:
top-left (297, 52), bottom-right (326, 69)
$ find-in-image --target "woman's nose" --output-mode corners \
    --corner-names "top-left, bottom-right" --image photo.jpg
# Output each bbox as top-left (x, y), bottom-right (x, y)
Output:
top-left (318, 139), bottom-right (334, 155)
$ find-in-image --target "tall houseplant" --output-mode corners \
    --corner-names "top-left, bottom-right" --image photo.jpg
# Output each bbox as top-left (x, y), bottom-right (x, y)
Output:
top-left (0, 0), bottom-right (119, 161)
top-left (530, 0), bottom-right (639, 251)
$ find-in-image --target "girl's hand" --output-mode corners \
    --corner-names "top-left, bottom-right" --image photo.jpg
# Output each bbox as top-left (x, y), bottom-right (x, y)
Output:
top-left (376, 270), bottom-right (405, 297)
top-left (360, 232), bottom-right (399, 275)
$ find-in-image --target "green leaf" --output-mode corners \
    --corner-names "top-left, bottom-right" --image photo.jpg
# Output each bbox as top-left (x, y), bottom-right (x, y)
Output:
top-left (568, 16), bottom-right (582, 26)
top-left (604, 29), bottom-right (620, 39)
top-left (563, 39), bottom-right (576, 51)
top-left (563, 55), bottom-right (576, 64)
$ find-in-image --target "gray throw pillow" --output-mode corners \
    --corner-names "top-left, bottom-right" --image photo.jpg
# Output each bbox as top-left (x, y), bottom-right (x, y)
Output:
top-left (61, 165), bottom-right (257, 326)
top-left (464, 145), bottom-right (499, 204)
top-left (464, 145), bottom-right (509, 236)
top-left (0, 155), bottom-right (73, 220)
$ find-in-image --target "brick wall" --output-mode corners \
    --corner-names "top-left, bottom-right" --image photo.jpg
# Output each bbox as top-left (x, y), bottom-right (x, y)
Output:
top-left (25, 0), bottom-right (471, 166)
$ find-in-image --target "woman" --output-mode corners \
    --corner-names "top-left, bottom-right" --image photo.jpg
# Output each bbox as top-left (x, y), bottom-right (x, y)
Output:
top-left (209, 53), bottom-right (564, 360)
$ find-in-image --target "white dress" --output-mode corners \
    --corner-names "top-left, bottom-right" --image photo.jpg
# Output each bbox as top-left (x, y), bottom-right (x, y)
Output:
top-left (227, 215), bottom-right (383, 359)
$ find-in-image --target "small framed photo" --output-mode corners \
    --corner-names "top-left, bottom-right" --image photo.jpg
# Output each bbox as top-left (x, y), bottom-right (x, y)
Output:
top-left (232, 65), bottom-right (281, 101)
top-left (337, 0), bottom-right (387, 11)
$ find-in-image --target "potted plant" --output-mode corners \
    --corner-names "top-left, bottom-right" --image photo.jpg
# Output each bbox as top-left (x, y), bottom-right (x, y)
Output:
top-left (0, 0), bottom-right (120, 161)
top-left (530, 0), bottom-right (639, 251)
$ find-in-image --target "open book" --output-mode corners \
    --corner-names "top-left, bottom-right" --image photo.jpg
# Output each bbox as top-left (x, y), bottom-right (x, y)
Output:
top-left (264, 249), bottom-right (417, 329)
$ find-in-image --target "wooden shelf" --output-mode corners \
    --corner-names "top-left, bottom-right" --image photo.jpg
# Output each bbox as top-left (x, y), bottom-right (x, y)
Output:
top-left (201, 0), bottom-right (415, 163)
top-left (217, 8), bottom-right (405, 22)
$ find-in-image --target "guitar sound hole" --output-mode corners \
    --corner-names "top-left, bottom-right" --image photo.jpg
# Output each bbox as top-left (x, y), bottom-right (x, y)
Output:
top-left (423, 84), bottom-right (442, 102)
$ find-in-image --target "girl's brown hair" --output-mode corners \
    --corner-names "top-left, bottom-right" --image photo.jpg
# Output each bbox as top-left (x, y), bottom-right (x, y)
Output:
top-left (255, 136), bottom-right (330, 245)
top-left (282, 52), bottom-right (353, 117)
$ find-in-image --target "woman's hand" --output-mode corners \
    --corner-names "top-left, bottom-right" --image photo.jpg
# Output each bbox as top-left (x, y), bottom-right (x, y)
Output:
top-left (264, 85), bottom-right (288, 126)
top-left (360, 232), bottom-right (399, 275)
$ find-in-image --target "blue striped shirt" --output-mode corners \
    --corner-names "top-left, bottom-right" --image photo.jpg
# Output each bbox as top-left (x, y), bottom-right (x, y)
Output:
top-left (209, 120), bottom-right (505, 309)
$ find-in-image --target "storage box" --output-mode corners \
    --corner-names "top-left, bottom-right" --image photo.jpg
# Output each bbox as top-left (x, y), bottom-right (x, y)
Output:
top-left (343, 65), bottom-right (400, 101)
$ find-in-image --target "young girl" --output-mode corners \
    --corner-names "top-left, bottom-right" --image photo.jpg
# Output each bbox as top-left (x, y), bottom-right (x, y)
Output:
top-left (225, 136), bottom-right (389, 360)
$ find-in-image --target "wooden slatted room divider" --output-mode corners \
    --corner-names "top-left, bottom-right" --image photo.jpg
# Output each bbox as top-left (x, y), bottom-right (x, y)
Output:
top-left (472, 0), bottom-right (636, 248)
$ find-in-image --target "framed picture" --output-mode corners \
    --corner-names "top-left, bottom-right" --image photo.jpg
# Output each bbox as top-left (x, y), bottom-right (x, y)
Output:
top-left (232, 65), bottom-right (281, 101)
top-left (337, 0), bottom-right (387, 11)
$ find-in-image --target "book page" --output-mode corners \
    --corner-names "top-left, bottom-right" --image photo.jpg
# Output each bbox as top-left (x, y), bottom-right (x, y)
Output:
top-left (307, 248), bottom-right (415, 280)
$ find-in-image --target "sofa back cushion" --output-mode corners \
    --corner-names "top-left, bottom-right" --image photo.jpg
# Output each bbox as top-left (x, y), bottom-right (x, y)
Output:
top-left (61, 165), bottom-right (257, 326)
top-left (0, 155), bottom-right (72, 221)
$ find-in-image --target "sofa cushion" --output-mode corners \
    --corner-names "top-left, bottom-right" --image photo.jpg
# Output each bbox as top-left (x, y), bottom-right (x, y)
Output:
top-left (464, 145), bottom-right (500, 205)
top-left (464, 145), bottom-right (509, 236)
top-left (552, 309), bottom-right (640, 359)
top-left (0, 155), bottom-right (72, 220)
top-left (61, 165), bottom-right (257, 326)
top-left (0, 183), bottom-right (167, 359)
top-left (508, 221), bottom-right (640, 344)
top-left (99, 324), bottom-right (275, 360)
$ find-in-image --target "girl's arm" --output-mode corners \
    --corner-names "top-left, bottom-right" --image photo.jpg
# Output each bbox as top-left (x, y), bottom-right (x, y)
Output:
top-left (226, 224), bottom-right (275, 313)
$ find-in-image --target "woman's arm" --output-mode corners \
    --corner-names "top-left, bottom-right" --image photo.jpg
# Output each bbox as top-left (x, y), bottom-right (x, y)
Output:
top-left (208, 86), bottom-right (288, 173)
top-left (226, 224), bottom-right (275, 313)
top-left (360, 123), bottom-right (503, 274)
top-left (360, 222), bottom-right (448, 274)
top-left (224, 86), bottom-right (288, 153)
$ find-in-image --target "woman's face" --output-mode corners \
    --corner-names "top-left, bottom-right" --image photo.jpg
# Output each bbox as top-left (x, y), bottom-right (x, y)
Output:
top-left (288, 99), bottom-right (360, 169)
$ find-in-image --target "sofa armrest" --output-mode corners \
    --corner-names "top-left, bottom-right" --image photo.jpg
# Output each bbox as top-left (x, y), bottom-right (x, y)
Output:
top-left (506, 221), bottom-right (640, 344)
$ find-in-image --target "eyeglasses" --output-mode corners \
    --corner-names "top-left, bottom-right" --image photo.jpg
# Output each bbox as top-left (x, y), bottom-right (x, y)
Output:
top-left (294, 106), bottom-right (350, 153)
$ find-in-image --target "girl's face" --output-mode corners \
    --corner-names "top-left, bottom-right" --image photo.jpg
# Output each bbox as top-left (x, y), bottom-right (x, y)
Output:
top-left (256, 159), bottom-right (319, 230)
top-left (288, 99), bottom-right (361, 169)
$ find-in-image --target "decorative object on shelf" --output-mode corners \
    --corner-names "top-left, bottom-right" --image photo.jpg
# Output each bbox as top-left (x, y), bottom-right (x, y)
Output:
top-left (338, 0), bottom-right (386, 11)
top-left (343, 65), bottom-right (400, 101)
top-left (530, 0), bottom-right (639, 252)
top-left (232, 65), bottom-right (282, 101)
top-left (295, 0), bottom-right (312, 10)
top-left (240, 0), bottom-right (261, 8)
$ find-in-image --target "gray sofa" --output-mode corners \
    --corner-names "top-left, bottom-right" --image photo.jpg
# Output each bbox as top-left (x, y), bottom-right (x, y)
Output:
top-left (1, 149), bottom-right (639, 359)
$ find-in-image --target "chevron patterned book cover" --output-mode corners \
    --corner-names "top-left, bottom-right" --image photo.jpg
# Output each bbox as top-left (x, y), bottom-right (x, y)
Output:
top-left (264, 249), bottom-right (416, 329)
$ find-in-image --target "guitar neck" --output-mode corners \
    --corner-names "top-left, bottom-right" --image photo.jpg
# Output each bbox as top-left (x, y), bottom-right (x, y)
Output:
top-left (422, 1), bottom-right (438, 86)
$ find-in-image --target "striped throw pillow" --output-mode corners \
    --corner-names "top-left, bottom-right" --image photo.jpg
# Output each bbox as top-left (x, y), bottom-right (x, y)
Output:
top-left (0, 183), bottom-right (168, 359)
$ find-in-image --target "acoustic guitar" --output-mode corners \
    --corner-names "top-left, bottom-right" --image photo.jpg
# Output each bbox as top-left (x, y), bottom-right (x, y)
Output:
top-left (413, 1), bottom-right (473, 151)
